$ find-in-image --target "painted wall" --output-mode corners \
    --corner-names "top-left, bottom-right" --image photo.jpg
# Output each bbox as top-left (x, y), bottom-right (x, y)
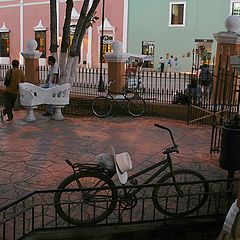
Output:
top-left (0, 0), bottom-right (125, 67)
top-left (92, 0), bottom-right (125, 67)
top-left (127, 0), bottom-right (231, 71)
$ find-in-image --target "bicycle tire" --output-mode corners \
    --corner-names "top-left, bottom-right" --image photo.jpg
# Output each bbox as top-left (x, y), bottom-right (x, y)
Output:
top-left (92, 97), bottom-right (112, 117)
top-left (54, 171), bottom-right (118, 225)
top-left (152, 169), bottom-right (209, 217)
top-left (127, 96), bottom-right (146, 117)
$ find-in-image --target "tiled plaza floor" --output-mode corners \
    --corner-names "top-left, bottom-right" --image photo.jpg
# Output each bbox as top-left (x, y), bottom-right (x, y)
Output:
top-left (0, 109), bottom-right (226, 208)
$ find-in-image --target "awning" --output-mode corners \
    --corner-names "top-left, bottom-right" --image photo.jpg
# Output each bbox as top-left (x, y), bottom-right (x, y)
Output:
top-left (126, 53), bottom-right (153, 61)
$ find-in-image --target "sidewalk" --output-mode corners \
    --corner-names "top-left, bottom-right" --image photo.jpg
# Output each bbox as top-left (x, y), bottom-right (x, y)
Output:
top-left (0, 109), bottom-right (226, 207)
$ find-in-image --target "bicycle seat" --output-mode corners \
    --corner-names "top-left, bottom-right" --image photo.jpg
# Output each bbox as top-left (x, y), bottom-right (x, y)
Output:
top-left (163, 145), bottom-right (179, 154)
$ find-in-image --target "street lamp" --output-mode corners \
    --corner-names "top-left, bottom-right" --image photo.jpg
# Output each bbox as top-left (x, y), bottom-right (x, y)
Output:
top-left (98, 0), bottom-right (105, 92)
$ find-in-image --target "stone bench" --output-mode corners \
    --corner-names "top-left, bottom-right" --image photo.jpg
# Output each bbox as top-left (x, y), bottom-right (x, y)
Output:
top-left (19, 82), bottom-right (70, 121)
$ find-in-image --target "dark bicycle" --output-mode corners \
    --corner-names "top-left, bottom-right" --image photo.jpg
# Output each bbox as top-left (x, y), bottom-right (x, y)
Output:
top-left (54, 124), bottom-right (209, 226)
top-left (92, 80), bottom-right (146, 117)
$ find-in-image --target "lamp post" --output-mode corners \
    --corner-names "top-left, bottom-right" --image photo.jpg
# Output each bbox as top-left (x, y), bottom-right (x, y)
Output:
top-left (98, 0), bottom-right (105, 92)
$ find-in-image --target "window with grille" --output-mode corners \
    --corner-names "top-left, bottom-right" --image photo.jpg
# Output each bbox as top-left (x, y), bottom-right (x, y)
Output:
top-left (35, 31), bottom-right (46, 58)
top-left (100, 35), bottom-right (113, 63)
top-left (142, 41), bottom-right (154, 68)
top-left (169, 2), bottom-right (186, 26)
top-left (232, 1), bottom-right (240, 15)
top-left (0, 32), bottom-right (10, 57)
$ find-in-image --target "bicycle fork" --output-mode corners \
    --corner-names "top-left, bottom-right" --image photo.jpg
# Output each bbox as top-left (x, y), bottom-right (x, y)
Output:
top-left (167, 155), bottom-right (184, 197)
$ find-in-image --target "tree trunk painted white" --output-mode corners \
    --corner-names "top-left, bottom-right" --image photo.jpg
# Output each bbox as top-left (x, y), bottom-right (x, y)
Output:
top-left (61, 56), bottom-right (75, 84)
top-left (50, 0), bottom-right (101, 85)
top-left (59, 52), bottom-right (68, 83)
top-left (69, 57), bottom-right (79, 84)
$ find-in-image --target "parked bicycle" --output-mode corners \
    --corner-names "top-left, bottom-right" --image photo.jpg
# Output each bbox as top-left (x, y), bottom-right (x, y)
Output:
top-left (92, 80), bottom-right (146, 117)
top-left (54, 124), bottom-right (209, 226)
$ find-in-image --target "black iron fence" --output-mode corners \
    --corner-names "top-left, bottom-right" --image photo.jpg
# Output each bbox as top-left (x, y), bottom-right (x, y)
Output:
top-left (0, 64), bottom-right (194, 104)
top-left (0, 63), bottom-right (238, 125)
top-left (0, 64), bottom-right (222, 114)
top-left (0, 178), bottom-right (237, 240)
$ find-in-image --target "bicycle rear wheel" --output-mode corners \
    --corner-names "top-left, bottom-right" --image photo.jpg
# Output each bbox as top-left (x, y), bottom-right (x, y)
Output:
top-left (92, 97), bottom-right (112, 117)
top-left (54, 171), bottom-right (117, 225)
top-left (152, 169), bottom-right (209, 217)
top-left (127, 96), bottom-right (146, 117)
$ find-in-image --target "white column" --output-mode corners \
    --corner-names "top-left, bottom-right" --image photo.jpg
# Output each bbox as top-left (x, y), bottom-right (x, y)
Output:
top-left (87, 0), bottom-right (93, 67)
top-left (87, 28), bottom-right (92, 68)
top-left (56, 0), bottom-right (60, 40)
top-left (20, 0), bottom-right (24, 64)
top-left (123, 0), bottom-right (129, 52)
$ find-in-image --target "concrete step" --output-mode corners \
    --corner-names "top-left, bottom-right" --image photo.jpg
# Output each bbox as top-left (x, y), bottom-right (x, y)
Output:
top-left (22, 216), bottom-right (224, 240)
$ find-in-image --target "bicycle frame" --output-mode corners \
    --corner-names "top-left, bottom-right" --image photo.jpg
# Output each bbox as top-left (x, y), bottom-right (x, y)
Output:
top-left (122, 152), bottom-right (182, 197)
top-left (56, 124), bottom-right (209, 225)
top-left (106, 91), bottom-right (131, 110)
top-left (66, 124), bottom-right (182, 198)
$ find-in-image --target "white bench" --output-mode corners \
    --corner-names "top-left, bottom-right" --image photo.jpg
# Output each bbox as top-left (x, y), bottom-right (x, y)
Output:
top-left (19, 82), bottom-right (70, 121)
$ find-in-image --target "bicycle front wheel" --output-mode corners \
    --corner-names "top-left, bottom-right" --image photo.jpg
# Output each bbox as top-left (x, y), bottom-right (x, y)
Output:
top-left (127, 96), bottom-right (146, 117)
top-left (152, 169), bottom-right (209, 217)
top-left (92, 97), bottom-right (112, 117)
top-left (54, 171), bottom-right (118, 225)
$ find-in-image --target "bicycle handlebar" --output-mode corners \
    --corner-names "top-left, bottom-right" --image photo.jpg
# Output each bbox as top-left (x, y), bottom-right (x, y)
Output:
top-left (154, 123), bottom-right (177, 146)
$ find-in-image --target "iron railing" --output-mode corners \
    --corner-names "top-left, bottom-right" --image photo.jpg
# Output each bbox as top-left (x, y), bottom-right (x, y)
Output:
top-left (0, 64), bottom-right (228, 107)
top-left (0, 64), bottom-right (194, 103)
top-left (0, 178), bottom-right (238, 240)
top-left (0, 63), bottom-right (239, 125)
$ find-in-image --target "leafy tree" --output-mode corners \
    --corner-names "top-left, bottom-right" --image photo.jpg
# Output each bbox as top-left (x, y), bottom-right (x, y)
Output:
top-left (49, 0), bottom-right (100, 84)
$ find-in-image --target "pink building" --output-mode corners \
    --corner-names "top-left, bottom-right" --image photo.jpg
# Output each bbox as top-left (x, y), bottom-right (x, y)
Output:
top-left (0, 0), bottom-right (128, 67)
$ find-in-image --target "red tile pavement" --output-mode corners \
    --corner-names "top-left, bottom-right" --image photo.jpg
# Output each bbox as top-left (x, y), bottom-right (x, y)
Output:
top-left (0, 110), bottom-right (227, 207)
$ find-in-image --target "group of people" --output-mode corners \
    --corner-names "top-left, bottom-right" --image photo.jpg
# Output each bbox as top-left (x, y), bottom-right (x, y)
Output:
top-left (158, 55), bottom-right (178, 73)
top-left (173, 63), bottom-right (213, 105)
top-left (1, 56), bottom-right (59, 121)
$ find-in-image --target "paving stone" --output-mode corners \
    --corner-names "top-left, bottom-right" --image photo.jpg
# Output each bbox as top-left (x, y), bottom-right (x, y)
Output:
top-left (0, 110), bottom-right (228, 208)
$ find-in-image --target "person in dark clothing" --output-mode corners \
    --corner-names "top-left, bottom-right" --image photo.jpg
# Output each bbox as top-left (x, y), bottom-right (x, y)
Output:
top-left (198, 64), bottom-right (213, 99)
top-left (185, 77), bottom-right (202, 105)
top-left (159, 56), bottom-right (165, 73)
top-left (1, 59), bottom-right (25, 121)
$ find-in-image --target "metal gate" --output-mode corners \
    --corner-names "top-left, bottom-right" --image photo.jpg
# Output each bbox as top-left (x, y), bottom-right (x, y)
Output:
top-left (187, 49), bottom-right (240, 153)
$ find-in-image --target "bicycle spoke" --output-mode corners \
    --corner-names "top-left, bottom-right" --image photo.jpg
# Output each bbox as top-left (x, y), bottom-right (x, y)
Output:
top-left (152, 169), bottom-right (208, 217)
top-left (54, 172), bottom-right (117, 225)
top-left (128, 96), bottom-right (145, 116)
top-left (92, 97), bottom-right (111, 117)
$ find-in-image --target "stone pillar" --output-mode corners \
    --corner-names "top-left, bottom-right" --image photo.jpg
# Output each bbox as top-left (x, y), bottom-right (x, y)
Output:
top-left (213, 16), bottom-right (240, 103)
top-left (21, 39), bottom-right (42, 85)
top-left (105, 41), bottom-right (128, 92)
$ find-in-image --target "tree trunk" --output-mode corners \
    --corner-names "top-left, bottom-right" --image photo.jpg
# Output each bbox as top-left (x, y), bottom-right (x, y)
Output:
top-left (69, 0), bottom-right (90, 57)
top-left (59, 0), bottom-right (73, 79)
top-left (76, 1), bottom-right (100, 54)
top-left (70, 57), bottom-right (79, 84)
top-left (58, 0), bottom-right (101, 84)
top-left (49, 0), bottom-right (58, 57)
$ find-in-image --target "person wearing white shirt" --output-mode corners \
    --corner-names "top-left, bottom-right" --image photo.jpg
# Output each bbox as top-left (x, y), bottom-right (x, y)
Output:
top-left (43, 56), bottom-right (59, 116)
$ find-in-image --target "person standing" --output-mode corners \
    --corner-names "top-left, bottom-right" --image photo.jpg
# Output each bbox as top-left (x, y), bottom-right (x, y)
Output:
top-left (173, 57), bottom-right (178, 72)
top-left (159, 56), bottom-right (165, 73)
top-left (1, 59), bottom-right (25, 121)
top-left (198, 63), bottom-right (213, 100)
top-left (167, 55), bottom-right (174, 72)
top-left (42, 56), bottom-right (59, 116)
